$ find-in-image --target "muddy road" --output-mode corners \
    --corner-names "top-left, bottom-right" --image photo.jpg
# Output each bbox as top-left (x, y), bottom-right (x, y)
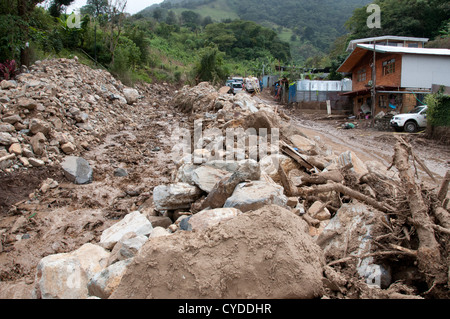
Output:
top-left (258, 91), bottom-right (449, 187)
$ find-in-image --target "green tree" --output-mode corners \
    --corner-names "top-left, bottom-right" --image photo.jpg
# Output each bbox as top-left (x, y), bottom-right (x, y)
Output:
top-left (345, 0), bottom-right (450, 40)
top-left (192, 47), bottom-right (229, 84)
top-left (48, 0), bottom-right (75, 17)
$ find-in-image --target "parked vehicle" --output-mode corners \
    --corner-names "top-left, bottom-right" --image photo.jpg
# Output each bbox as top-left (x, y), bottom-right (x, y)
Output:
top-left (232, 77), bottom-right (244, 84)
top-left (390, 105), bottom-right (428, 133)
top-left (231, 82), bottom-right (243, 95)
top-left (225, 79), bottom-right (234, 87)
top-left (244, 77), bottom-right (260, 93)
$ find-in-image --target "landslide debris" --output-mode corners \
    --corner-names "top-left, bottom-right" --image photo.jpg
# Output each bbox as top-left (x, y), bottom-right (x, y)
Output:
top-left (0, 60), bottom-right (449, 300)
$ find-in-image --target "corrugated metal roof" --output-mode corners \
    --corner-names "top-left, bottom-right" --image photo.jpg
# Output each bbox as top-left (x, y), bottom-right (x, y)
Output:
top-left (357, 44), bottom-right (450, 56)
top-left (346, 35), bottom-right (429, 51)
top-left (337, 44), bottom-right (450, 73)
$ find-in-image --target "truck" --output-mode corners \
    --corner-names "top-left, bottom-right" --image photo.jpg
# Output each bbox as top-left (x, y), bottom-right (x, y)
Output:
top-left (390, 105), bottom-right (428, 133)
top-left (244, 77), bottom-right (260, 93)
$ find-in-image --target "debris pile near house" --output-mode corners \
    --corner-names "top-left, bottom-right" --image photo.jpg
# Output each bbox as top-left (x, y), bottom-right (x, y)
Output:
top-left (1, 62), bottom-right (449, 299)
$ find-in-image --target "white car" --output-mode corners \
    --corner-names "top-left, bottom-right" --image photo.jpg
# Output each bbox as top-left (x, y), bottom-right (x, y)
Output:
top-left (231, 82), bottom-right (243, 94)
top-left (390, 105), bottom-right (428, 133)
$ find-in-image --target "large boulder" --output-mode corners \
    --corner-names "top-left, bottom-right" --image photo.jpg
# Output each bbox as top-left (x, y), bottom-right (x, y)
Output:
top-left (123, 88), bottom-right (139, 105)
top-left (200, 159), bottom-right (260, 210)
top-left (33, 243), bottom-right (110, 299)
top-left (182, 207), bottom-right (242, 231)
top-left (191, 165), bottom-right (231, 193)
top-left (153, 182), bottom-right (203, 211)
top-left (110, 205), bottom-right (325, 299)
top-left (88, 259), bottom-right (133, 299)
top-left (223, 180), bottom-right (288, 212)
top-left (99, 211), bottom-right (153, 250)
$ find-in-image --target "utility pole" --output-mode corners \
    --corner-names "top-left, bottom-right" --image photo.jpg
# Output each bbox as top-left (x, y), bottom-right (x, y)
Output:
top-left (371, 41), bottom-right (376, 128)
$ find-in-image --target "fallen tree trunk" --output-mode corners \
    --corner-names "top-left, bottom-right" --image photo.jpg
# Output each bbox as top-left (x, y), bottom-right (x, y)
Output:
top-left (298, 182), bottom-right (396, 213)
top-left (393, 137), bottom-right (447, 291)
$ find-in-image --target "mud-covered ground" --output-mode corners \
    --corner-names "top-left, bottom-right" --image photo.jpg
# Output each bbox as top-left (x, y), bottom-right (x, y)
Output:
top-left (0, 88), bottom-right (185, 297)
top-left (0, 87), bottom-right (448, 298)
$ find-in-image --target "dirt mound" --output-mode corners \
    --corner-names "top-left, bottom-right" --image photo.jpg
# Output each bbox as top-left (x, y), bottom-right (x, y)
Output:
top-left (110, 205), bottom-right (325, 299)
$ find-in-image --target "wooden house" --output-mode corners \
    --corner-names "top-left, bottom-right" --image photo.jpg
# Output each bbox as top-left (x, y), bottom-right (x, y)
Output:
top-left (337, 38), bottom-right (450, 117)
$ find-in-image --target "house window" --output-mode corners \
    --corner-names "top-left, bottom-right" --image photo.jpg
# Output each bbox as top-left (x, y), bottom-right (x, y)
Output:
top-left (383, 59), bottom-right (395, 75)
top-left (357, 68), bottom-right (366, 82)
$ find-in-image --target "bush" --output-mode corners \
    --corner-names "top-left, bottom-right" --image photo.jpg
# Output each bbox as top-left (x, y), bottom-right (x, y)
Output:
top-left (192, 47), bottom-right (229, 85)
top-left (425, 87), bottom-right (450, 127)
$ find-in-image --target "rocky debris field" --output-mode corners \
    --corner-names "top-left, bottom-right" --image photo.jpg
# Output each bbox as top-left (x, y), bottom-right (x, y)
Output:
top-left (0, 59), bottom-right (449, 299)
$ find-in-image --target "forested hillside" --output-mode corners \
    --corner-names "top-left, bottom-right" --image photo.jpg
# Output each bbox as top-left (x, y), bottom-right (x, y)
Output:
top-left (142, 0), bottom-right (372, 63)
top-left (1, 0), bottom-right (448, 87)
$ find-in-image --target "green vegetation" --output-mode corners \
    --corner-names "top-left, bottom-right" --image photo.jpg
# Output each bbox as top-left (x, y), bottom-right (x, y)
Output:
top-left (2, 0), bottom-right (449, 87)
top-left (0, 0), bottom-right (290, 86)
top-left (345, 0), bottom-right (450, 41)
top-left (425, 87), bottom-right (450, 127)
top-left (146, 0), bottom-right (372, 64)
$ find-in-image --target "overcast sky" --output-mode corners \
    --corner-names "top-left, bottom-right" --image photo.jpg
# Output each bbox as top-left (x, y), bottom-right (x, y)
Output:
top-left (68, 0), bottom-right (164, 15)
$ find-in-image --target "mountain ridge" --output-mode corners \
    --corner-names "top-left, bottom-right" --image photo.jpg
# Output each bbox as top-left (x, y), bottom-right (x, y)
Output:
top-left (138, 0), bottom-right (373, 63)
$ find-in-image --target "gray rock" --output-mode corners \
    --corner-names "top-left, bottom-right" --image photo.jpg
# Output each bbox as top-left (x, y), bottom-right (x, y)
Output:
top-left (30, 132), bottom-right (46, 156)
top-left (76, 122), bottom-right (94, 131)
top-left (317, 203), bottom-right (392, 289)
top-left (0, 132), bottom-right (19, 146)
top-left (0, 123), bottom-right (15, 133)
top-left (179, 216), bottom-right (192, 231)
top-left (60, 156), bottom-right (93, 184)
top-left (117, 235), bottom-right (148, 260)
top-left (88, 259), bottom-right (132, 299)
top-left (223, 180), bottom-right (288, 212)
top-left (100, 211), bottom-right (153, 250)
top-left (123, 88), bottom-right (139, 105)
top-left (191, 165), bottom-right (231, 193)
top-left (200, 160), bottom-right (260, 210)
top-left (1, 114), bottom-right (22, 125)
top-left (113, 168), bottom-right (128, 177)
top-left (153, 183), bottom-right (203, 211)
top-left (28, 158), bottom-right (45, 167)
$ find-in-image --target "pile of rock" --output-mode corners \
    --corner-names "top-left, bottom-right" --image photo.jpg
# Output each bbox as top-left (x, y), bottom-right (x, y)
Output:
top-left (27, 80), bottom-right (448, 299)
top-left (0, 58), bottom-right (141, 172)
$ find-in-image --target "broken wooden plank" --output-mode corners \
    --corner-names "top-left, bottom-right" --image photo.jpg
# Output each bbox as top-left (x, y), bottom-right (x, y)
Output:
top-left (280, 141), bottom-right (313, 170)
top-left (278, 164), bottom-right (298, 197)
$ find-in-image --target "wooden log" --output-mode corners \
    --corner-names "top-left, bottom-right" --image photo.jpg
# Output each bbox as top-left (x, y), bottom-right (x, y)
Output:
top-left (278, 164), bottom-right (298, 197)
top-left (393, 137), bottom-right (447, 288)
top-left (298, 182), bottom-right (396, 213)
top-left (437, 170), bottom-right (450, 203)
